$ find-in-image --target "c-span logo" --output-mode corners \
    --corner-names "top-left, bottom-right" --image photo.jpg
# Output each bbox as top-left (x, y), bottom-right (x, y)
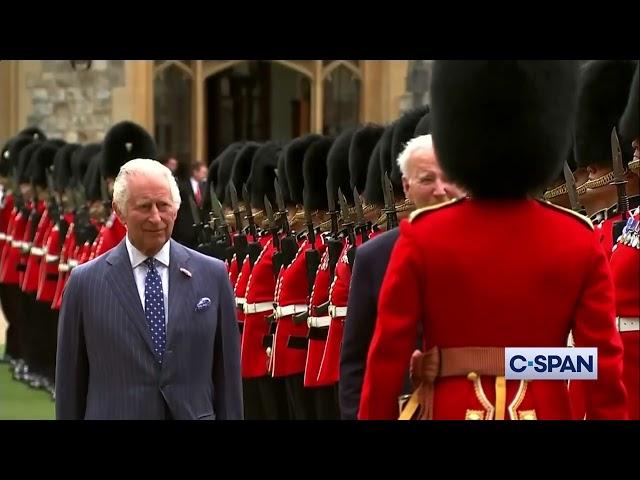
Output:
top-left (505, 348), bottom-right (597, 380)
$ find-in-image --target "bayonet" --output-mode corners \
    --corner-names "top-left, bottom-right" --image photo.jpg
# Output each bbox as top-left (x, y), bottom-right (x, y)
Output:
top-left (611, 127), bottom-right (631, 243)
top-left (611, 127), bottom-right (629, 216)
top-left (383, 172), bottom-right (398, 229)
top-left (228, 182), bottom-right (248, 270)
top-left (303, 188), bottom-right (316, 248)
top-left (338, 188), bottom-right (356, 247)
top-left (303, 187), bottom-right (320, 296)
top-left (264, 196), bottom-right (279, 248)
top-left (562, 161), bottom-right (586, 215)
top-left (274, 178), bottom-right (290, 235)
top-left (211, 191), bottom-right (233, 255)
top-left (326, 181), bottom-right (339, 236)
top-left (229, 182), bottom-right (244, 231)
top-left (353, 186), bottom-right (369, 242)
top-left (242, 183), bottom-right (258, 240)
top-left (266, 195), bottom-right (284, 277)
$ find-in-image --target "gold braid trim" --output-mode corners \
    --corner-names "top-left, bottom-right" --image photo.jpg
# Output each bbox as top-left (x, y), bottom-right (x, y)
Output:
top-left (543, 183), bottom-right (568, 200)
top-left (581, 170), bottom-right (616, 191)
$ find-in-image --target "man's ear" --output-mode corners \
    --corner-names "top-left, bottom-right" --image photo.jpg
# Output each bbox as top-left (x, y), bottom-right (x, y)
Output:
top-left (402, 176), bottom-right (411, 199)
top-left (113, 200), bottom-right (126, 226)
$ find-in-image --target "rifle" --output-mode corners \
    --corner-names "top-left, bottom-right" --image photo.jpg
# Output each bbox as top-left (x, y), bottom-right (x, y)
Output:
top-left (274, 178), bottom-right (298, 268)
top-left (229, 182), bottom-right (248, 271)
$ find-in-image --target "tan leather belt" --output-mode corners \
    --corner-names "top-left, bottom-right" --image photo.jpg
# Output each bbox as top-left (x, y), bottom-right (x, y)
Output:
top-left (617, 316), bottom-right (640, 332)
top-left (400, 346), bottom-right (505, 420)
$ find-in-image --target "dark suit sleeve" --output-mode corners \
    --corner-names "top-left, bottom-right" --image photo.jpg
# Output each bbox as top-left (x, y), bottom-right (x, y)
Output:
top-left (339, 246), bottom-right (377, 420)
top-left (55, 268), bottom-right (89, 420)
top-left (212, 262), bottom-right (244, 419)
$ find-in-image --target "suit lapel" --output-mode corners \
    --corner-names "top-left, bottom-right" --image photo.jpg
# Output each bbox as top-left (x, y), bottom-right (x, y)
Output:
top-left (105, 240), bottom-right (156, 357)
top-left (166, 239), bottom-right (194, 347)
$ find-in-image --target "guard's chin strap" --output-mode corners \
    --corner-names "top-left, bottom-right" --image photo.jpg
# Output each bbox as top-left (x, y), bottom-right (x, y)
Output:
top-left (580, 170), bottom-right (617, 191)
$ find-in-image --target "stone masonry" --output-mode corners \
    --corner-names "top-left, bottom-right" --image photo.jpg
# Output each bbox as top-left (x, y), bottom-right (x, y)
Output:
top-left (25, 60), bottom-right (125, 142)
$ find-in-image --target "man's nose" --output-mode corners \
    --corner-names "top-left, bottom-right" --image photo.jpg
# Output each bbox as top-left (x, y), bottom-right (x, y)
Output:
top-left (148, 205), bottom-right (162, 222)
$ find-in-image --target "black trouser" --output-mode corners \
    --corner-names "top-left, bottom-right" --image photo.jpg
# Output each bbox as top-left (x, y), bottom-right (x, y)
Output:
top-left (311, 384), bottom-right (340, 420)
top-left (0, 284), bottom-right (20, 359)
top-left (42, 308), bottom-right (59, 382)
top-left (284, 373), bottom-right (316, 420)
top-left (20, 292), bottom-right (49, 377)
top-left (243, 376), bottom-right (290, 420)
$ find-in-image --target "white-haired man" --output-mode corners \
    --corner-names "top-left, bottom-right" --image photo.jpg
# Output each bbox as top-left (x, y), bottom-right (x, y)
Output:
top-left (56, 158), bottom-right (243, 420)
top-left (339, 134), bottom-right (464, 419)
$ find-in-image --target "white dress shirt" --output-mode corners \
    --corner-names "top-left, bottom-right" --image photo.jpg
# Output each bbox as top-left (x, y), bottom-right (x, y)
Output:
top-left (125, 235), bottom-right (170, 326)
top-left (190, 177), bottom-right (200, 196)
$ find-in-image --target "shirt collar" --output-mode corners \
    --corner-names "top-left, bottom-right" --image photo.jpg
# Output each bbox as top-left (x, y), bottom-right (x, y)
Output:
top-left (125, 235), bottom-right (171, 269)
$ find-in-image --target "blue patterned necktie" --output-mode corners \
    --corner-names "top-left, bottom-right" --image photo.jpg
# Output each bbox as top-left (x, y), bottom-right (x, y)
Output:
top-left (144, 257), bottom-right (166, 362)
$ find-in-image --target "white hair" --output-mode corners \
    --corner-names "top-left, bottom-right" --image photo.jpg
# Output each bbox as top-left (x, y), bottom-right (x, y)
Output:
top-left (113, 158), bottom-right (181, 214)
top-left (396, 134), bottom-right (434, 177)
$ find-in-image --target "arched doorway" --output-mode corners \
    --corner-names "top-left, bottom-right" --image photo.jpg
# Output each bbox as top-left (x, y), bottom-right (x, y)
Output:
top-left (205, 61), bottom-right (312, 158)
top-left (153, 61), bottom-right (194, 166)
top-left (322, 61), bottom-right (362, 136)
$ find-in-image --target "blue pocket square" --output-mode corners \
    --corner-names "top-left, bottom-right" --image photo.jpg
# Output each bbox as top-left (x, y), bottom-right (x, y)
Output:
top-left (195, 297), bottom-right (211, 312)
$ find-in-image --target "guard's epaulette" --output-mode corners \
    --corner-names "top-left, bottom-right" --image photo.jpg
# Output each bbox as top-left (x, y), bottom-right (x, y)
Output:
top-left (409, 197), bottom-right (464, 223)
top-left (536, 199), bottom-right (594, 231)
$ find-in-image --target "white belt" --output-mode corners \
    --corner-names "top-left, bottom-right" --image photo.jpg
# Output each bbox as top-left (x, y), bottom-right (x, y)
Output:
top-left (67, 259), bottom-right (79, 268)
top-left (20, 242), bottom-right (32, 254)
top-left (45, 254), bottom-right (59, 263)
top-left (329, 304), bottom-right (348, 318)
top-left (0, 233), bottom-right (6, 240)
top-left (5, 235), bottom-right (12, 241)
top-left (307, 316), bottom-right (331, 328)
top-left (235, 297), bottom-right (246, 309)
top-left (275, 304), bottom-right (308, 318)
top-left (58, 263), bottom-right (69, 272)
top-left (30, 247), bottom-right (44, 256)
top-left (243, 302), bottom-right (274, 314)
top-left (11, 240), bottom-right (21, 248)
top-left (617, 316), bottom-right (640, 332)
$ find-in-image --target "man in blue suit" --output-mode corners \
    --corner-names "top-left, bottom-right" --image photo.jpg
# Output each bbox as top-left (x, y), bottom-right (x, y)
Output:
top-left (56, 158), bottom-right (243, 420)
top-left (339, 133), bottom-right (464, 420)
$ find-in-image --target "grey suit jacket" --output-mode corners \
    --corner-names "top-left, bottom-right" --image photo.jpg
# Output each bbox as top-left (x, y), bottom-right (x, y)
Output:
top-left (55, 238), bottom-right (243, 420)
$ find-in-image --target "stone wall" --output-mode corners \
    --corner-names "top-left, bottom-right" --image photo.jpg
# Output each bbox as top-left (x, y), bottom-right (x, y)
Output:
top-left (25, 60), bottom-right (125, 143)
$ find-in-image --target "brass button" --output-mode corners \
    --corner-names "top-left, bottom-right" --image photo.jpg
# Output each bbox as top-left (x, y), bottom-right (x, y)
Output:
top-left (467, 371), bottom-right (478, 382)
top-left (266, 347), bottom-right (272, 357)
top-left (467, 412), bottom-right (481, 420)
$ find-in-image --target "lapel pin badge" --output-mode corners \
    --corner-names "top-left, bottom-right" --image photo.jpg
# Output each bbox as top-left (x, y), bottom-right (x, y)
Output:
top-left (180, 267), bottom-right (192, 278)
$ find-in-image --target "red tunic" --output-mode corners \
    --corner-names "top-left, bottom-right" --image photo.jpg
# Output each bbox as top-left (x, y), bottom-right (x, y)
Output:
top-left (360, 198), bottom-right (626, 420)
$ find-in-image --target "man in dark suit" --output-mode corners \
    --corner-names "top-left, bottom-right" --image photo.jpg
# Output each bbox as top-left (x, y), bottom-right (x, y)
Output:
top-left (56, 158), bottom-right (243, 420)
top-left (339, 133), bottom-right (464, 420)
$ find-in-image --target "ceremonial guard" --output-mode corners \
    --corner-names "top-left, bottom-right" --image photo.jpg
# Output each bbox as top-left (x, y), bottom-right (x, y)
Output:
top-left (359, 60), bottom-right (627, 420)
